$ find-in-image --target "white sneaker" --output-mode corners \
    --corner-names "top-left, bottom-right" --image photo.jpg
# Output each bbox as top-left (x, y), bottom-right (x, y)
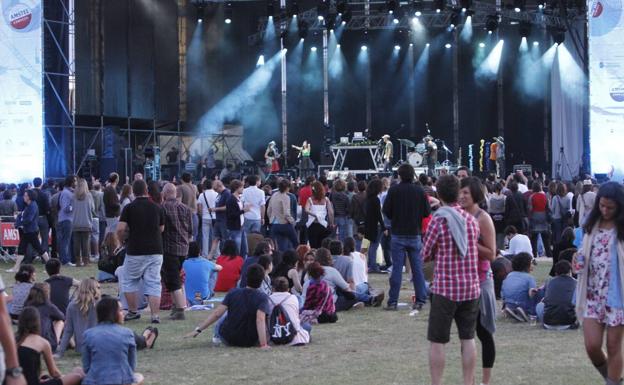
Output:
top-left (212, 337), bottom-right (222, 345)
top-left (352, 302), bottom-right (365, 310)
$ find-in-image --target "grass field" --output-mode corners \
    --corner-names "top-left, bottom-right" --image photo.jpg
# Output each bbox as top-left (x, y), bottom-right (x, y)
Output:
top-left (0, 259), bottom-right (599, 385)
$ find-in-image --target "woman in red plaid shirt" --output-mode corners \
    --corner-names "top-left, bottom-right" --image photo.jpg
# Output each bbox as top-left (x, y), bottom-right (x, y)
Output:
top-left (422, 174), bottom-right (481, 385)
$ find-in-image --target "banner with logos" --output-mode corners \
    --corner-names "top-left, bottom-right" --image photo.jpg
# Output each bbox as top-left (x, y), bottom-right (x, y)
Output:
top-left (589, 0), bottom-right (624, 180)
top-left (0, 0), bottom-right (43, 183)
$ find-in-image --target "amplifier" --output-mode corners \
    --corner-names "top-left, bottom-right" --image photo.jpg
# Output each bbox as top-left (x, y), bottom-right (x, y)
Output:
top-left (513, 164), bottom-right (532, 175)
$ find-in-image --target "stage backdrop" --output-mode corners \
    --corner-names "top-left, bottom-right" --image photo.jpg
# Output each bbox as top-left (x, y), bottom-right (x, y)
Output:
top-left (589, 0), bottom-right (624, 180)
top-left (0, 0), bottom-right (43, 183)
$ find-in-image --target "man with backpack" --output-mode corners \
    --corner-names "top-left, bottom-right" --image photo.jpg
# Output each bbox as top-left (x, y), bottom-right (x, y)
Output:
top-left (268, 277), bottom-right (310, 346)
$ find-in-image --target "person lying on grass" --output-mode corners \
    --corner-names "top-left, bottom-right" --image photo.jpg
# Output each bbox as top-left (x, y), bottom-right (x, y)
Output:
top-left (185, 264), bottom-right (271, 349)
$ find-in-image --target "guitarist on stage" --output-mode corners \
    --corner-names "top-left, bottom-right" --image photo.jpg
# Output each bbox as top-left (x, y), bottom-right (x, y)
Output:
top-left (264, 141), bottom-right (281, 173)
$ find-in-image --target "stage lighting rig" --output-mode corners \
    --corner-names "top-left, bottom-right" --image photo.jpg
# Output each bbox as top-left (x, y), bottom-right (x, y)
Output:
top-left (289, 1), bottom-right (299, 17)
top-left (267, 0), bottom-right (275, 18)
top-left (191, 0), bottom-right (209, 23)
top-left (519, 21), bottom-right (531, 37)
top-left (298, 20), bottom-right (309, 39)
top-left (224, 2), bottom-right (232, 24)
top-left (433, 0), bottom-right (445, 13)
top-left (317, 0), bottom-right (329, 21)
top-left (460, 0), bottom-right (472, 12)
top-left (386, 0), bottom-right (398, 14)
top-left (411, 0), bottom-right (423, 16)
top-left (485, 14), bottom-right (499, 32)
top-left (552, 27), bottom-right (565, 44)
top-left (336, 0), bottom-right (347, 15)
top-left (513, 0), bottom-right (526, 12)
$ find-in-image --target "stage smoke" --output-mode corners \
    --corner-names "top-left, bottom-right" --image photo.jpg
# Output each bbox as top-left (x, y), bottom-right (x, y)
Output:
top-left (476, 39), bottom-right (504, 81)
top-left (460, 15), bottom-right (473, 43)
top-left (556, 43), bottom-right (585, 99)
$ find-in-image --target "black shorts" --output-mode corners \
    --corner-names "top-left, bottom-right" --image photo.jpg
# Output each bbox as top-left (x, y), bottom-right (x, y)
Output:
top-left (427, 294), bottom-right (480, 344)
top-left (17, 231), bottom-right (44, 256)
top-left (162, 254), bottom-right (185, 292)
top-left (40, 376), bottom-right (63, 385)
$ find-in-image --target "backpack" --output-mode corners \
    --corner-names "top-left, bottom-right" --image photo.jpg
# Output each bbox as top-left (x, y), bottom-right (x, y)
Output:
top-left (269, 296), bottom-right (297, 345)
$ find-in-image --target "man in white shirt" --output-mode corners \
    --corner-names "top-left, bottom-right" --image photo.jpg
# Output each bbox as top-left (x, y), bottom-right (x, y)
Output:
top-left (241, 175), bottom-right (265, 235)
top-left (198, 179), bottom-right (219, 258)
top-left (501, 225), bottom-right (533, 258)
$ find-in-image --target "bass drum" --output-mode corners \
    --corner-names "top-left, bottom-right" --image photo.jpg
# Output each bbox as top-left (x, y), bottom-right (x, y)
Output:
top-left (407, 152), bottom-right (423, 167)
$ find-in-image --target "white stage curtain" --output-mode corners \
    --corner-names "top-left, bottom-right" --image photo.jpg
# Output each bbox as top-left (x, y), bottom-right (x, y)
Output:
top-left (551, 36), bottom-right (586, 180)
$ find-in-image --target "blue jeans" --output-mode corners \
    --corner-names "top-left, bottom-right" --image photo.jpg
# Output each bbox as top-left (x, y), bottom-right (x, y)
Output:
top-left (355, 282), bottom-right (373, 304)
top-left (201, 218), bottom-right (213, 258)
top-left (388, 235), bottom-right (427, 306)
top-left (270, 223), bottom-right (299, 252)
top-left (56, 220), bottom-right (73, 264)
top-left (37, 216), bottom-right (49, 253)
top-left (335, 216), bottom-right (353, 242)
top-left (243, 219), bottom-right (262, 235)
top-left (367, 240), bottom-right (380, 272)
top-left (228, 230), bottom-right (247, 257)
top-left (192, 213), bottom-right (199, 241)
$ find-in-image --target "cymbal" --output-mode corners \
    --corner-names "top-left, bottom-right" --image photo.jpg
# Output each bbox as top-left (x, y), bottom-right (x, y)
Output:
top-left (398, 138), bottom-right (416, 148)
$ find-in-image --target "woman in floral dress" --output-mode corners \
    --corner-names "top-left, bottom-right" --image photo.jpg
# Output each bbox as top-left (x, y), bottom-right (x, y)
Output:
top-left (576, 182), bottom-right (624, 385)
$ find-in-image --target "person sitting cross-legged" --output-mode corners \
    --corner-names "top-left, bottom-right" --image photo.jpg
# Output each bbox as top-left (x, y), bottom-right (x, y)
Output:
top-left (183, 242), bottom-right (222, 305)
top-left (185, 264), bottom-right (271, 349)
top-left (536, 260), bottom-right (578, 330)
top-left (501, 252), bottom-right (542, 322)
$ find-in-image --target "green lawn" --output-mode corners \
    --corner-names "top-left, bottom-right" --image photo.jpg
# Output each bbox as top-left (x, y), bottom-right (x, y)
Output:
top-left (0, 260), bottom-right (598, 385)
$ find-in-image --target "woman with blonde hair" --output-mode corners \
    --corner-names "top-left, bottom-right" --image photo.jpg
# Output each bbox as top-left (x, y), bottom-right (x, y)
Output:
top-left (56, 279), bottom-right (100, 357)
top-left (72, 178), bottom-right (95, 266)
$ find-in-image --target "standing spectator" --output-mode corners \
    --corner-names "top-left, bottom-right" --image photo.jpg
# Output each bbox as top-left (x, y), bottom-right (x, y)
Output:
top-left (226, 180), bottom-right (248, 256)
top-left (242, 175), bottom-right (265, 235)
top-left (176, 172), bottom-right (199, 240)
top-left (119, 185), bottom-right (133, 212)
top-left (116, 180), bottom-right (165, 324)
top-left (161, 183), bottom-right (193, 321)
top-left (198, 179), bottom-right (218, 258)
top-left (82, 297), bottom-right (144, 385)
top-left (32, 177), bottom-right (51, 256)
top-left (297, 176), bottom-right (316, 244)
top-left (504, 180), bottom-right (528, 235)
top-left (210, 180), bottom-right (231, 258)
top-left (57, 175), bottom-right (76, 266)
top-left (72, 178), bottom-right (95, 267)
top-left (103, 172), bottom-right (121, 234)
top-left (0, 274), bottom-right (28, 385)
top-left (267, 179), bottom-right (299, 252)
top-left (528, 181), bottom-right (552, 259)
top-left (577, 179), bottom-right (597, 227)
top-left (422, 175), bottom-right (481, 385)
top-left (363, 179), bottom-right (385, 273)
top-left (488, 182), bottom-right (506, 249)
top-left (331, 179), bottom-right (352, 242)
top-left (147, 181), bottom-right (162, 205)
top-left (550, 182), bottom-right (571, 244)
top-left (576, 182), bottom-right (624, 385)
top-left (382, 164), bottom-right (431, 311)
top-left (459, 177), bottom-right (498, 385)
top-left (304, 181), bottom-right (334, 249)
top-left (0, 190), bottom-right (18, 217)
top-left (349, 180), bottom-right (368, 250)
top-left (90, 181), bottom-right (105, 259)
top-left (7, 191), bottom-right (50, 272)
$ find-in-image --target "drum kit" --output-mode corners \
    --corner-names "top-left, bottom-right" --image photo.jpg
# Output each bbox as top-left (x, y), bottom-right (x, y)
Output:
top-left (398, 136), bottom-right (451, 168)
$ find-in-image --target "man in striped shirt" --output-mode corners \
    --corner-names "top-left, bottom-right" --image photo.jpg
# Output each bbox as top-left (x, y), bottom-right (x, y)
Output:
top-left (422, 174), bottom-right (481, 385)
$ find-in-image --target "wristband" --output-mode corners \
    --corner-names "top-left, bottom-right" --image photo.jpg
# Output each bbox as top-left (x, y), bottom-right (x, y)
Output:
top-left (195, 327), bottom-right (202, 334)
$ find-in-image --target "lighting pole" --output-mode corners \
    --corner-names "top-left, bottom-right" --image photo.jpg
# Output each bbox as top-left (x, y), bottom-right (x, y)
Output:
top-left (323, 29), bottom-right (329, 127)
top-left (280, 0), bottom-right (288, 168)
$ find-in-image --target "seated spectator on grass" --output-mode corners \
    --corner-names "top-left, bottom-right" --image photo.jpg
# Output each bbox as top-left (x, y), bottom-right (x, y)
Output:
top-left (549, 227), bottom-right (577, 277)
top-left (25, 283), bottom-right (65, 354)
top-left (238, 241), bottom-right (272, 289)
top-left (343, 237), bottom-right (384, 307)
top-left (297, 249), bottom-right (316, 285)
top-left (82, 297), bottom-right (144, 385)
top-left (272, 249), bottom-right (303, 295)
top-left (501, 253), bottom-right (540, 321)
top-left (536, 260), bottom-right (578, 330)
top-left (301, 262), bottom-right (337, 324)
top-left (8, 264), bottom-right (36, 319)
top-left (304, 248), bottom-right (361, 312)
top-left (213, 240), bottom-right (243, 293)
top-left (184, 241), bottom-right (222, 305)
top-left (16, 307), bottom-right (84, 385)
top-left (56, 279), bottom-right (100, 357)
top-left (97, 232), bottom-right (126, 282)
top-left (185, 264), bottom-right (271, 349)
top-left (257, 255), bottom-right (274, 296)
top-left (269, 277), bottom-right (311, 346)
top-left (501, 226), bottom-right (533, 258)
top-left (491, 256), bottom-right (512, 300)
top-left (44, 259), bottom-right (79, 316)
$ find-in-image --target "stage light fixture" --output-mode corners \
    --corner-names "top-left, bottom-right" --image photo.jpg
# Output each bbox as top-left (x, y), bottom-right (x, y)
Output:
top-left (337, 44), bottom-right (341, 48)
top-left (266, 0), bottom-right (275, 17)
top-left (479, 42), bottom-right (485, 47)
top-left (256, 54), bottom-right (265, 67)
top-left (224, 2), bottom-right (232, 24)
top-left (337, 0), bottom-right (347, 15)
top-left (192, 0), bottom-right (208, 23)
top-left (386, 0), bottom-right (398, 14)
top-left (445, 43), bottom-right (452, 48)
top-left (298, 20), bottom-right (309, 39)
top-left (289, 1), bottom-right (300, 17)
top-left (552, 28), bottom-right (565, 44)
top-left (485, 14), bottom-right (499, 32)
top-left (393, 18), bottom-right (400, 24)
top-left (409, 43), bottom-right (414, 46)
top-left (426, 43), bottom-right (430, 47)
top-left (361, 45), bottom-right (368, 51)
top-left (342, 9), bottom-right (353, 23)
top-left (394, 45), bottom-right (401, 50)
top-left (415, 11), bottom-right (422, 16)
top-left (513, 0), bottom-right (525, 12)
top-left (311, 46), bottom-right (317, 52)
top-left (519, 21), bottom-right (531, 37)
top-left (317, 0), bottom-right (329, 21)
top-left (433, 0), bottom-right (445, 12)
top-left (460, 0), bottom-right (472, 11)
top-left (533, 41), bottom-right (539, 46)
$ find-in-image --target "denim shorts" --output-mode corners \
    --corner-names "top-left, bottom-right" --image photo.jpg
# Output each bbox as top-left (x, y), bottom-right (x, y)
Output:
top-left (120, 254), bottom-right (163, 297)
top-left (213, 220), bottom-right (228, 240)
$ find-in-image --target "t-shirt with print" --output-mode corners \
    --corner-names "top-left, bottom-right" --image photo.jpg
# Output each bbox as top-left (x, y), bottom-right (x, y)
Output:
top-left (220, 288), bottom-right (270, 347)
top-left (45, 275), bottom-right (74, 315)
top-left (119, 197), bottom-right (165, 255)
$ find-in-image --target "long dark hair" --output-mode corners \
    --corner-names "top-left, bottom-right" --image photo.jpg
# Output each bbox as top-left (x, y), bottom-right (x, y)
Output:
top-left (366, 179), bottom-right (383, 198)
top-left (16, 307), bottom-right (41, 344)
top-left (583, 182), bottom-right (624, 241)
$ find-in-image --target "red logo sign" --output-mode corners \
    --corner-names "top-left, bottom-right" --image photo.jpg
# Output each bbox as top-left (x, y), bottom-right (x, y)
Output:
top-left (8, 4), bottom-right (32, 30)
top-left (1, 223), bottom-right (20, 247)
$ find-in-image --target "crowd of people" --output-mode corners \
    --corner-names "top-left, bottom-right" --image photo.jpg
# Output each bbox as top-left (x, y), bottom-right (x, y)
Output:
top-left (0, 165), bottom-right (623, 385)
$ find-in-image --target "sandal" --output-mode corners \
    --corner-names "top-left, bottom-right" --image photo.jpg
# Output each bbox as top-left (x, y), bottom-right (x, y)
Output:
top-left (143, 326), bottom-right (159, 349)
